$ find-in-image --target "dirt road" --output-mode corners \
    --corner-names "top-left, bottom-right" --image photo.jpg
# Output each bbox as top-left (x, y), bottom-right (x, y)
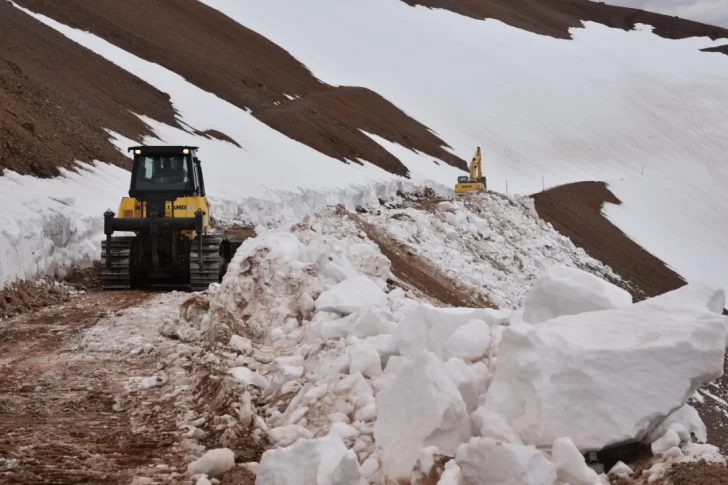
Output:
top-left (0, 289), bottom-right (185, 484)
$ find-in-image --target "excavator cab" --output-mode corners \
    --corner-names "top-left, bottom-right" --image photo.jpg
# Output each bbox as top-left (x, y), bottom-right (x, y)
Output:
top-left (455, 147), bottom-right (487, 194)
top-left (100, 146), bottom-right (240, 291)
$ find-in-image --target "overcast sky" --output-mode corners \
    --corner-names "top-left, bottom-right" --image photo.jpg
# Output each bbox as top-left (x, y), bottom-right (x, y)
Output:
top-left (602, 0), bottom-right (728, 29)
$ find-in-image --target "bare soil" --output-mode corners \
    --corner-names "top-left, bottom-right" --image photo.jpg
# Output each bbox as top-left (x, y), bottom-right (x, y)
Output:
top-left (401, 0), bottom-right (728, 40)
top-left (664, 462), bottom-right (728, 484)
top-left (0, 264), bottom-right (101, 320)
top-left (12, 0), bottom-right (466, 177)
top-left (0, 290), bottom-right (183, 484)
top-left (0, 1), bottom-right (179, 177)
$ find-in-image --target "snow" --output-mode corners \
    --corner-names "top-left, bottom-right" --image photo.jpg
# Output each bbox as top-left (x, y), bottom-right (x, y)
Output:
top-left (187, 448), bottom-right (235, 478)
top-left (651, 429), bottom-right (682, 455)
top-left (607, 461), bottom-right (634, 479)
top-left (315, 275), bottom-right (387, 315)
top-left (373, 351), bottom-right (470, 481)
top-left (88, 206), bottom-right (726, 483)
top-left (550, 437), bottom-right (602, 485)
top-left (256, 433), bottom-right (364, 485)
top-left (1, 3), bottom-right (459, 287)
top-left (442, 319), bottom-right (492, 361)
top-left (395, 305), bottom-right (498, 359)
top-left (484, 284), bottom-right (728, 451)
top-left (455, 437), bottom-right (557, 485)
top-left (522, 265), bottom-right (633, 324)
top-left (200, 0), bottom-right (728, 305)
top-left (365, 194), bottom-right (620, 309)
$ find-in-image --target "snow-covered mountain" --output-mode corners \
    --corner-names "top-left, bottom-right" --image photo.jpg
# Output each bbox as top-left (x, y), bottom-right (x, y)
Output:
top-left (2, 1), bottom-right (728, 482)
top-left (2, 0), bottom-right (728, 300)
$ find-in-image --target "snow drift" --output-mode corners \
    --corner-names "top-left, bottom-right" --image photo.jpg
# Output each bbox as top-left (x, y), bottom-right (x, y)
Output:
top-left (167, 203), bottom-right (727, 484)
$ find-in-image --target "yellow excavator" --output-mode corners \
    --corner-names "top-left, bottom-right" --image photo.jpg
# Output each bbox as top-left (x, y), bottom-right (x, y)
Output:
top-left (454, 147), bottom-right (487, 194)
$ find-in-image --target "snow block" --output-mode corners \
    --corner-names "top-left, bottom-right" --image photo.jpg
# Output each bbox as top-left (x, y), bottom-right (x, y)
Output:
top-left (484, 297), bottom-right (727, 451)
top-left (522, 265), bottom-right (632, 324)
top-left (470, 406), bottom-right (523, 444)
top-left (551, 437), bottom-right (601, 485)
top-left (442, 319), bottom-right (492, 361)
top-left (319, 308), bottom-right (395, 340)
top-left (315, 275), bottom-right (387, 315)
top-left (374, 351), bottom-right (470, 481)
top-left (646, 404), bottom-right (707, 444)
top-left (636, 283), bottom-right (726, 315)
top-left (348, 344), bottom-right (382, 378)
top-left (187, 448), bottom-right (235, 478)
top-left (456, 437), bottom-right (557, 485)
top-left (396, 304), bottom-right (499, 359)
top-left (256, 433), bottom-right (364, 485)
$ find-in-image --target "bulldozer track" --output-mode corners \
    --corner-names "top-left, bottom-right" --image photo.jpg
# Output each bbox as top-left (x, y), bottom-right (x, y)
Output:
top-left (189, 235), bottom-right (222, 292)
top-left (100, 236), bottom-right (134, 290)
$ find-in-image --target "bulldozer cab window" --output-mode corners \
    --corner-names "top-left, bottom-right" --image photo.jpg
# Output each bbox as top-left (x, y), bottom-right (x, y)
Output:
top-left (134, 155), bottom-right (190, 192)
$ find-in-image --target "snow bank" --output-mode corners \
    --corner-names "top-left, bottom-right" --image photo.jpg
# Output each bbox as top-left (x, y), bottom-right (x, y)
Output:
top-left (485, 284), bottom-right (728, 451)
top-left (0, 163), bottom-right (128, 287)
top-left (522, 265), bottom-right (632, 324)
top-left (168, 207), bottom-right (726, 484)
top-left (365, 193), bottom-right (620, 309)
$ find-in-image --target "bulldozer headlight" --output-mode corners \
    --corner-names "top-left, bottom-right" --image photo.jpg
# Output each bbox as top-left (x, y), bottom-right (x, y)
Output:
top-left (134, 149), bottom-right (141, 155)
top-left (183, 148), bottom-right (190, 155)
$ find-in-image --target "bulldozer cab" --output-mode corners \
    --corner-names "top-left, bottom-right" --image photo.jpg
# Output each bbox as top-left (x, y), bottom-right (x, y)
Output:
top-left (128, 146), bottom-right (205, 199)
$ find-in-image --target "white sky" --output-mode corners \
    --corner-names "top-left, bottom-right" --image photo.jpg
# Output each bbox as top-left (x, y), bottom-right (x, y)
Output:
top-left (599, 0), bottom-right (728, 29)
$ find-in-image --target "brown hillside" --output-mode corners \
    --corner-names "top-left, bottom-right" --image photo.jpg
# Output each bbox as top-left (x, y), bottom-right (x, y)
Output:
top-left (531, 181), bottom-right (685, 300)
top-left (13, 0), bottom-right (466, 177)
top-left (0, 2), bottom-right (179, 177)
top-left (703, 44), bottom-right (728, 56)
top-left (401, 0), bottom-right (728, 40)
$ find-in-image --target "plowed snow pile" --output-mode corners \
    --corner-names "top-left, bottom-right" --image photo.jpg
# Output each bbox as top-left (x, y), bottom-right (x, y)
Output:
top-left (146, 192), bottom-right (728, 485)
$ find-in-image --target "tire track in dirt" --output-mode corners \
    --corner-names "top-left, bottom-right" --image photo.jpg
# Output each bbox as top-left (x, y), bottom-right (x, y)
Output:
top-left (0, 290), bottom-right (181, 484)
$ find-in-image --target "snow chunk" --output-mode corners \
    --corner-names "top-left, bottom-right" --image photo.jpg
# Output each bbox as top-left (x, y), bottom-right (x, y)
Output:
top-left (646, 404), bottom-right (707, 444)
top-left (522, 265), bottom-right (632, 324)
top-left (229, 335), bottom-right (252, 354)
top-left (230, 366), bottom-right (269, 389)
top-left (442, 319), bottom-right (492, 361)
top-left (320, 308), bottom-right (395, 340)
top-left (551, 437), bottom-right (601, 485)
top-left (349, 344), bottom-right (382, 378)
top-left (374, 351), bottom-right (470, 480)
top-left (256, 434), bottom-right (363, 485)
top-left (315, 275), bottom-right (387, 314)
top-left (484, 287), bottom-right (727, 451)
top-left (470, 406), bottom-right (523, 444)
top-left (187, 448), bottom-right (235, 478)
top-left (456, 437), bottom-right (556, 485)
top-left (396, 305), bottom-right (498, 359)
top-left (651, 429), bottom-right (681, 455)
top-left (607, 461), bottom-right (633, 479)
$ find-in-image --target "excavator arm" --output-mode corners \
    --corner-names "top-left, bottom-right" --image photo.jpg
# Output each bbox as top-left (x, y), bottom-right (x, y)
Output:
top-left (454, 147), bottom-right (486, 194)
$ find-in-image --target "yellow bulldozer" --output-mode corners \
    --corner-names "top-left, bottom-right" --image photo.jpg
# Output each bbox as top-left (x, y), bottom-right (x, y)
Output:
top-left (101, 146), bottom-right (243, 291)
top-left (455, 147), bottom-right (487, 194)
